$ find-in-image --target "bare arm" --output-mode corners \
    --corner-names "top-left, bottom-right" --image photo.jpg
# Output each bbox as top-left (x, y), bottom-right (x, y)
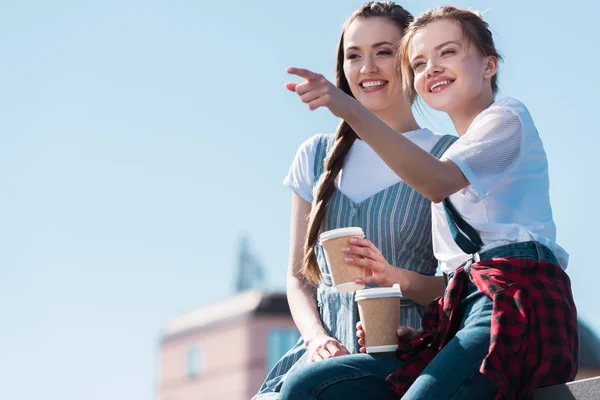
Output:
top-left (345, 103), bottom-right (468, 203)
top-left (286, 67), bottom-right (469, 203)
top-left (286, 192), bottom-right (324, 339)
top-left (286, 192), bottom-right (348, 360)
top-left (398, 270), bottom-right (446, 306)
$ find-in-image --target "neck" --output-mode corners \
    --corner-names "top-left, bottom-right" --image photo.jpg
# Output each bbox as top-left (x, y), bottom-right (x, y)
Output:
top-left (449, 91), bottom-right (495, 136)
top-left (373, 101), bottom-right (420, 134)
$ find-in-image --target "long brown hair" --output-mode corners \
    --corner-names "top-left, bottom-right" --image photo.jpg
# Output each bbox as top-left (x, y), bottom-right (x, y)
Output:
top-left (301, 2), bottom-right (413, 283)
top-left (400, 6), bottom-right (503, 100)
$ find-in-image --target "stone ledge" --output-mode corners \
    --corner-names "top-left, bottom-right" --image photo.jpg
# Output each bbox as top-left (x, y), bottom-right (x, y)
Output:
top-left (531, 376), bottom-right (600, 400)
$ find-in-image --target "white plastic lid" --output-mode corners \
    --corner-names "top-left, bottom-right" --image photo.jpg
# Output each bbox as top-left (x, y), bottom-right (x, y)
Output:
top-left (366, 345), bottom-right (398, 353)
top-left (333, 282), bottom-right (365, 293)
top-left (319, 227), bottom-right (365, 244)
top-left (354, 284), bottom-right (402, 301)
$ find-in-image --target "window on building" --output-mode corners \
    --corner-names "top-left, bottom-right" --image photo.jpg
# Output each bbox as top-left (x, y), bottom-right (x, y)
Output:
top-left (187, 346), bottom-right (202, 379)
top-left (266, 328), bottom-right (301, 372)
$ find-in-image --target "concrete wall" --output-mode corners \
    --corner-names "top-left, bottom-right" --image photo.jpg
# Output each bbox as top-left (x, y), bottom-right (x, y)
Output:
top-left (532, 377), bottom-right (600, 400)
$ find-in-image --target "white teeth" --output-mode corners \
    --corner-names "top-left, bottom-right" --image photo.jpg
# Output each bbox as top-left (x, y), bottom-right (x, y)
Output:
top-left (361, 80), bottom-right (386, 88)
top-left (430, 80), bottom-right (452, 91)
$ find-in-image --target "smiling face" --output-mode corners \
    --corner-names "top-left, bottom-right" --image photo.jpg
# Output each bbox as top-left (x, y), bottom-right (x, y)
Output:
top-left (342, 17), bottom-right (406, 113)
top-left (407, 19), bottom-right (497, 115)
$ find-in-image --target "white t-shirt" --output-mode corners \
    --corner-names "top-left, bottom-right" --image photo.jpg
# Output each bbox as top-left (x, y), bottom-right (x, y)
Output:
top-left (433, 97), bottom-right (568, 273)
top-left (284, 128), bottom-right (445, 203)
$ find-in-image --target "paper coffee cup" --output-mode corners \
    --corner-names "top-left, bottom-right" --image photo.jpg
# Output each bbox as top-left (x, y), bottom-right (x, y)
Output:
top-left (355, 284), bottom-right (402, 353)
top-left (319, 227), bottom-right (366, 293)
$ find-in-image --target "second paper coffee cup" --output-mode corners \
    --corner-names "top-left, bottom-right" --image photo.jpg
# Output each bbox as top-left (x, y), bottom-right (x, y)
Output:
top-left (355, 284), bottom-right (402, 353)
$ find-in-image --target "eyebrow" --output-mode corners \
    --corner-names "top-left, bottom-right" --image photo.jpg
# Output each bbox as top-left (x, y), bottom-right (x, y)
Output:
top-left (410, 40), bottom-right (462, 61)
top-left (346, 41), bottom-right (395, 51)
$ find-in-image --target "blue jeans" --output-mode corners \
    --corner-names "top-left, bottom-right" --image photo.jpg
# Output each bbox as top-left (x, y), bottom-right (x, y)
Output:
top-left (279, 241), bottom-right (556, 400)
top-left (278, 281), bottom-right (497, 400)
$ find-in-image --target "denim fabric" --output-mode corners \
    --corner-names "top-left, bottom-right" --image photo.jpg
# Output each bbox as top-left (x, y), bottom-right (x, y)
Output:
top-left (401, 281), bottom-right (497, 400)
top-left (477, 240), bottom-right (557, 264)
top-left (279, 282), bottom-right (496, 400)
top-left (279, 352), bottom-right (402, 400)
top-left (450, 240), bottom-right (558, 279)
top-left (279, 241), bottom-right (558, 400)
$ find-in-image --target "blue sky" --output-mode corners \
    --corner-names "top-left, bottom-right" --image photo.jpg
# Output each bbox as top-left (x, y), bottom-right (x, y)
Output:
top-left (0, 1), bottom-right (598, 399)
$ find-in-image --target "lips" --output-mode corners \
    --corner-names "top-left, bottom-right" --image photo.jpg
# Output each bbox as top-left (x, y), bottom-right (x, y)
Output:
top-left (427, 77), bottom-right (455, 93)
top-left (360, 80), bottom-right (387, 89)
top-left (358, 79), bottom-right (389, 93)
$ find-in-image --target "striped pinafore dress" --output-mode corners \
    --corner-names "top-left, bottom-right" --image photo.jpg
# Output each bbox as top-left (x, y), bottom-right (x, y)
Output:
top-left (253, 134), bottom-right (457, 398)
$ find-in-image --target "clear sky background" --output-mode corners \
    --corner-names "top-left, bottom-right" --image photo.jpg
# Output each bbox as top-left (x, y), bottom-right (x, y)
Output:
top-left (0, 1), bottom-right (598, 399)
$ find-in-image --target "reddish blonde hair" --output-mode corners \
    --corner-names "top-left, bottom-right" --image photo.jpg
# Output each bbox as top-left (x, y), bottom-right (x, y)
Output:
top-left (399, 6), bottom-right (502, 100)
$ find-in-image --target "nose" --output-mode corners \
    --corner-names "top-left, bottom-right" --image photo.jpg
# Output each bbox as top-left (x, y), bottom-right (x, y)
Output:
top-left (360, 56), bottom-right (377, 75)
top-left (425, 60), bottom-right (443, 78)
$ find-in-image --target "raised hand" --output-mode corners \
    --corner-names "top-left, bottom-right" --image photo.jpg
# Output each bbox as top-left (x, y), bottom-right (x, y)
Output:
top-left (285, 66), bottom-right (358, 119)
top-left (342, 237), bottom-right (404, 287)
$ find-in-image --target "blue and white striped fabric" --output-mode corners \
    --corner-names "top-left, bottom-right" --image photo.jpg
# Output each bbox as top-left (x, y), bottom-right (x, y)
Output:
top-left (254, 134), bottom-right (457, 398)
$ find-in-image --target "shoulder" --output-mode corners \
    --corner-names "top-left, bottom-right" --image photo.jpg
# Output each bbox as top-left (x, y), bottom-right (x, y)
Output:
top-left (284, 134), bottom-right (335, 201)
top-left (480, 97), bottom-right (529, 124)
top-left (405, 128), bottom-right (445, 147)
top-left (289, 134), bottom-right (335, 179)
top-left (467, 97), bottom-right (525, 138)
top-left (493, 97), bottom-right (537, 133)
top-left (412, 128), bottom-right (445, 140)
top-left (493, 97), bottom-right (529, 115)
top-left (295, 133), bottom-right (334, 155)
top-left (408, 128), bottom-right (457, 156)
top-left (427, 129), bottom-right (455, 146)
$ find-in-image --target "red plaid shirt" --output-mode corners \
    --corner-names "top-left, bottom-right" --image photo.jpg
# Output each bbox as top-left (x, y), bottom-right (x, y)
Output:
top-left (387, 258), bottom-right (579, 400)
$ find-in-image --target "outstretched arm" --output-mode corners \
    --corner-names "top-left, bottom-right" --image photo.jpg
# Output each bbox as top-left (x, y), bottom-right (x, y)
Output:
top-left (286, 67), bottom-right (469, 203)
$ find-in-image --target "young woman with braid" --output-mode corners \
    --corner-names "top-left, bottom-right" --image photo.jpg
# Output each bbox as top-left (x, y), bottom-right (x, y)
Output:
top-left (252, 2), bottom-right (457, 399)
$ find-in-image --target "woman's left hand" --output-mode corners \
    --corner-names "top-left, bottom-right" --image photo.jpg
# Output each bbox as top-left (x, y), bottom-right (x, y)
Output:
top-left (342, 237), bottom-right (402, 287)
top-left (285, 66), bottom-right (358, 119)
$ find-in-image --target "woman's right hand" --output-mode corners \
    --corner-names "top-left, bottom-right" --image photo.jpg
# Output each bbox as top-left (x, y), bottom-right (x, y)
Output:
top-left (356, 321), bottom-right (423, 353)
top-left (304, 332), bottom-right (349, 362)
top-left (341, 237), bottom-right (401, 287)
top-left (285, 67), bottom-right (359, 120)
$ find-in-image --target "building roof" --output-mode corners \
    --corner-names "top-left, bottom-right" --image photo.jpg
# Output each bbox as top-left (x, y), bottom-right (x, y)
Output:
top-left (162, 290), bottom-right (290, 341)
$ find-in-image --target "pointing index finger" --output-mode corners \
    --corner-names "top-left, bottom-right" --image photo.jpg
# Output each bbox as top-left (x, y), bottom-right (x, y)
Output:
top-left (287, 66), bottom-right (320, 81)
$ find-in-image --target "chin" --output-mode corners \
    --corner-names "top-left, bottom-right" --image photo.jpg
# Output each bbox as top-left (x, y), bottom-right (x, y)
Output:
top-left (361, 101), bottom-right (392, 112)
top-left (421, 94), bottom-right (453, 113)
top-left (426, 102), bottom-right (451, 113)
top-left (361, 95), bottom-right (400, 112)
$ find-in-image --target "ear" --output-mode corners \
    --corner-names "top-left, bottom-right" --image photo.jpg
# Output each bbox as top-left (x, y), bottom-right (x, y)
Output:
top-left (483, 55), bottom-right (498, 80)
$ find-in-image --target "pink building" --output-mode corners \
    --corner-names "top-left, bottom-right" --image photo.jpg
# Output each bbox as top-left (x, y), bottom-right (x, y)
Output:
top-left (158, 289), bottom-right (600, 399)
top-left (158, 290), bottom-right (299, 400)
